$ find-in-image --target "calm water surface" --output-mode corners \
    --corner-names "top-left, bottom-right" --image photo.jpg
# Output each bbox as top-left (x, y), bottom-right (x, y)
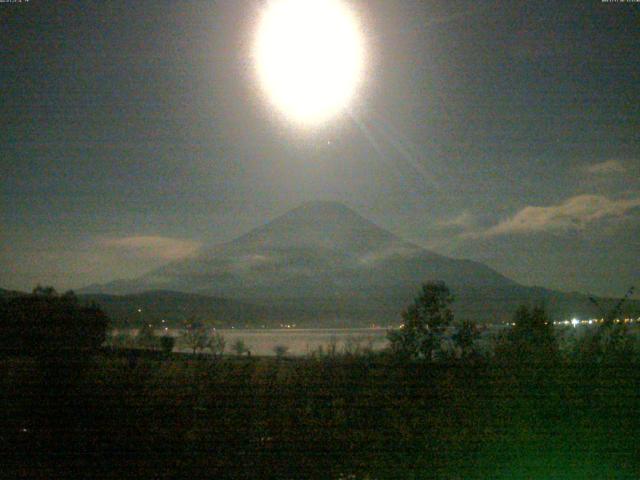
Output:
top-left (216, 328), bottom-right (390, 356)
top-left (114, 328), bottom-right (390, 356)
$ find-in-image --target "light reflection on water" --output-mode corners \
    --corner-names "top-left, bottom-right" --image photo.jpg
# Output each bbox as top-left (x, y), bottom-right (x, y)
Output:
top-left (216, 328), bottom-right (390, 356)
top-left (110, 326), bottom-right (507, 356)
top-left (113, 328), bottom-right (390, 356)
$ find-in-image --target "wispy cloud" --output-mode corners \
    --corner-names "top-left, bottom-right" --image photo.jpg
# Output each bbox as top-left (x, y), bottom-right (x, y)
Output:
top-left (469, 194), bottom-right (640, 238)
top-left (584, 160), bottom-right (626, 175)
top-left (100, 236), bottom-right (202, 261)
top-left (437, 211), bottom-right (475, 230)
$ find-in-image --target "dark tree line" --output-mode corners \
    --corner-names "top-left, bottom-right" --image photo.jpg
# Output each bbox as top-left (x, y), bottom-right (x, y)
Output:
top-left (387, 281), bottom-right (639, 368)
top-left (0, 286), bottom-right (109, 356)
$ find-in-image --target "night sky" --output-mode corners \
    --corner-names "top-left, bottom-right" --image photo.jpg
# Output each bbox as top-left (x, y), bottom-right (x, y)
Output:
top-left (2, 0), bottom-right (639, 297)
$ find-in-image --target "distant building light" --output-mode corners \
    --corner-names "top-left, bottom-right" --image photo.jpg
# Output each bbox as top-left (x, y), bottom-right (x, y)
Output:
top-left (571, 318), bottom-right (579, 327)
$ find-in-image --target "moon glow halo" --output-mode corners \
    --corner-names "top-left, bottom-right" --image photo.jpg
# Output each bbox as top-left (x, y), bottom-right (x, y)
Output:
top-left (254, 0), bottom-right (365, 126)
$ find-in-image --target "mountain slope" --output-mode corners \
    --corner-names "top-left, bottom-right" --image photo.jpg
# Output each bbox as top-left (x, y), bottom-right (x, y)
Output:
top-left (79, 290), bottom-right (274, 328)
top-left (81, 201), bottom-right (638, 324)
top-left (85, 201), bottom-right (515, 296)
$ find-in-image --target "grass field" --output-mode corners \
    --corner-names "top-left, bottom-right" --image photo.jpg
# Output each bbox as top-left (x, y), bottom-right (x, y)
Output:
top-left (2, 349), bottom-right (640, 479)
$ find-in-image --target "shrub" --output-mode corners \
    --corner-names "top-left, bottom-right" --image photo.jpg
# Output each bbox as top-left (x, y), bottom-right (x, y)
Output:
top-left (232, 339), bottom-right (248, 356)
top-left (108, 332), bottom-right (134, 349)
top-left (209, 332), bottom-right (226, 358)
top-left (570, 323), bottom-right (637, 365)
top-left (273, 344), bottom-right (289, 358)
top-left (452, 319), bottom-right (480, 359)
top-left (160, 336), bottom-right (175, 355)
top-left (137, 322), bottom-right (158, 349)
top-left (495, 305), bottom-right (559, 366)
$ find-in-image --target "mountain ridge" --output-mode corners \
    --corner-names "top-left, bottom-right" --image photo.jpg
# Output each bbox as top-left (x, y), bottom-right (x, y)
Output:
top-left (78, 201), bottom-right (637, 324)
top-left (83, 201), bottom-right (516, 296)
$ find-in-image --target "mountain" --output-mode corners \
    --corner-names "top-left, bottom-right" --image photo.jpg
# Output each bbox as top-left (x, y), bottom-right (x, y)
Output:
top-left (1, 288), bottom-right (277, 328)
top-left (78, 290), bottom-right (275, 328)
top-left (82, 201), bottom-right (639, 325)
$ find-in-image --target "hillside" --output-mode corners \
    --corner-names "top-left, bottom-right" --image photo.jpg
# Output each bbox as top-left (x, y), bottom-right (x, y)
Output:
top-left (80, 201), bottom-right (639, 325)
top-left (78, 290), bottom-right (275, 328)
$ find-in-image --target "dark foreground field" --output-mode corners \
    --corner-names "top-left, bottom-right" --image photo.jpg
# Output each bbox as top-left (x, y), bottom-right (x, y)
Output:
top-left (2, 351), bottom-right (639, 479)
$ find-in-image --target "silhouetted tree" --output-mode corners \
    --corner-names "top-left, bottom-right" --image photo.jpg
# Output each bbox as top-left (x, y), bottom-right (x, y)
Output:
top-left (0, 287), bottom-right (109, 356)
top-left (387, 281), bottom-right (454, 360)
top-left (495, 305), bottom-right (558, 365)
top-left (452, 319), bottom-right (480, 359)
top-left (160, 335), bottom-right (175, 355)
top-left (589, 285), bottom-right (635, 326)
top-left (571, 322), bottom-right (635, 365)
top-left (137, 321), bottom-right (157, 349)
top-left (209, 331), bottom-right (226, 358)
top-left (109, 332), bottom-right (133, 349)
top-left (32, 285), bottom-right (57, 298)
top-left (580, 286), bottom-right (638, 364)
top-left (232, 338), bottom-right (247, 356)
top-left (273, 344), bottom-right (289, 358)
top-left (182, 319), bottom-right (210, 354)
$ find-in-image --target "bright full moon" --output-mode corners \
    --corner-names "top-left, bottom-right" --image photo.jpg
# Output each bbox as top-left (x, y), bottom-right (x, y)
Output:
top-left (254, 0), bottom-right (365, 125)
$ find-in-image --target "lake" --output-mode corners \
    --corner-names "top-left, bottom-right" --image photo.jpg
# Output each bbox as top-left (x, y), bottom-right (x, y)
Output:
top-left (110, 325), bottom-right (505, 356)
top-left (215, 328), bottom-right (390, 356)
top-left (112, 327), bottom-right (391, 356)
